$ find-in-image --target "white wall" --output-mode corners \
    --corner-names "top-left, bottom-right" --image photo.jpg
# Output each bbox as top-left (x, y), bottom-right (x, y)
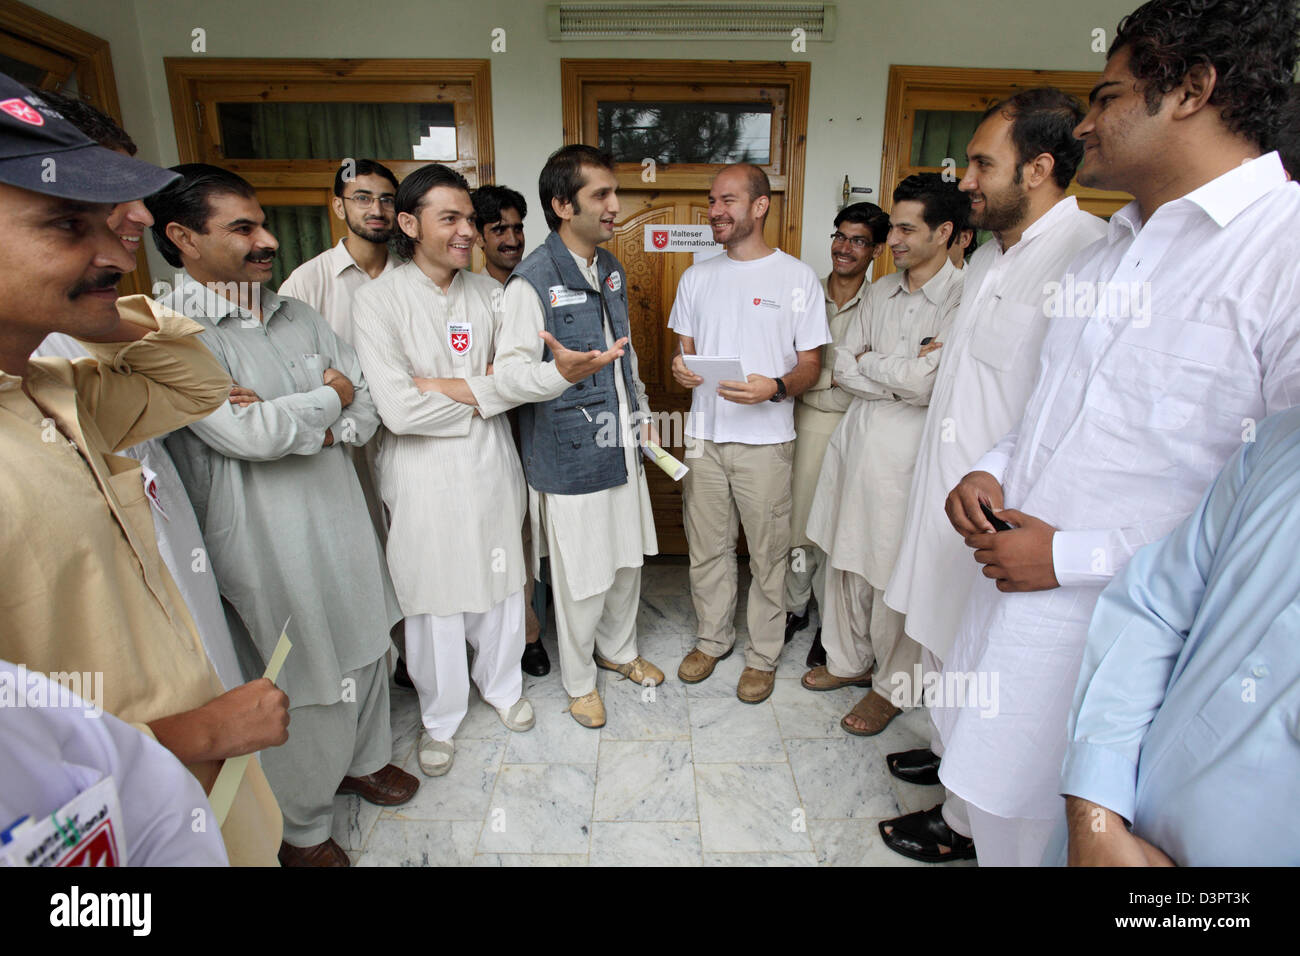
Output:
top-left (31, 0), bottom-right (1137, 278)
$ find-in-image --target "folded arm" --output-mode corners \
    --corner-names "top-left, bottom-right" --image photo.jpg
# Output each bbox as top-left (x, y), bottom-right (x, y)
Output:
top-left (351, 292), bottom-right (476, 438)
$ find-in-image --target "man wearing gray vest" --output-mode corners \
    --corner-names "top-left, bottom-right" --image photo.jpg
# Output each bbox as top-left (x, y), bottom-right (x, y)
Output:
top-left (492, 145), bottom-right (665, 729)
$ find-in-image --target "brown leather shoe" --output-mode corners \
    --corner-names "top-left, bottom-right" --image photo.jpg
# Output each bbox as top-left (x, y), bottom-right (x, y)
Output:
top-left (336, 763), bottom-right (419, 806)
top-left (595, 654), bottom-right (665, 686)
top-left (677, 646), bottom-right (732, 683)
top-left (737, 666), bottom-right (776, 703)
top-left (278, 838), bottom-right (350, 867)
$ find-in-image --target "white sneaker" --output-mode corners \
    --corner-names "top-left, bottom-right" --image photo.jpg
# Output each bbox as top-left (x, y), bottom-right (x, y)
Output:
top-left (418, 732), bottom-right (454, 777)
top-left (496, 697), bottom-right (535, 732)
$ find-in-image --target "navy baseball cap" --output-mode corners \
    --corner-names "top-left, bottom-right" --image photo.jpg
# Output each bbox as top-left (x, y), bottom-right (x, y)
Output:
top-left (0, 72), bottom-right (177, 203)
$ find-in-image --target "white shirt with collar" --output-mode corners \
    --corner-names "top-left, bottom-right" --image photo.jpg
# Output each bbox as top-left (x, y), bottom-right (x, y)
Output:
top-left (885, 196), bottom-right (1107, 661)
top-left (934, 152), bottom-right (1300, 823)
top-left (279, 237), bottom-right (400, 347)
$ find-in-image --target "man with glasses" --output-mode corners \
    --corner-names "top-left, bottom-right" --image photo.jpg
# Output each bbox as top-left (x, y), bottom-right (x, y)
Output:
top-left (783, 203), bottom-right (890, 669)
top-left (280, 159), bottom-right (401, 345)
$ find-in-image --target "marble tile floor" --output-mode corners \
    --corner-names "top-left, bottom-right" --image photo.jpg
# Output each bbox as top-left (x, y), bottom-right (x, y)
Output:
top-left (339, 558), bottom-right (973, 867)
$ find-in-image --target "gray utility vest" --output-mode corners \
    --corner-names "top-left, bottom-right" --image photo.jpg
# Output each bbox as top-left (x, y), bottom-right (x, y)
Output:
top-left (510, 230), bottom-right (644, 495)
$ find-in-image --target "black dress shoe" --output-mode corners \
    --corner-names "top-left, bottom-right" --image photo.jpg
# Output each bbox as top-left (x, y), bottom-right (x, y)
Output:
top-left (521, 640), bottom-right (551, 677)
top-left (886, 747), bottom-right (941, 786)
top-left (393, 657), bottom-right (414, 688)
top-left (878, 805), bottom-right (976, 863)
top-left (784, 609), bottom-right (810, 644)
top-left (805, 627), bottom-right (826, 668)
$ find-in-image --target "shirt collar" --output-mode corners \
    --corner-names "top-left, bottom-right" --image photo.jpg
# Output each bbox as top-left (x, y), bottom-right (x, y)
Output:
top-left (406, 261), bottom-right (462, 295)
top-left (176, 271), bottom-right (285, 326)
top-left (328, 236), bottom-right (395, 278)
top-left (1109, 151), bottom-right (1287, 239)
top-left (821, 274), bottom-right (867, 313)
top-left (328, 237), bottom-right (362, 278)
top-left (889, 256), bottom-right (958, 305)
top-left (1013, 195), bottom-right (1080, 250)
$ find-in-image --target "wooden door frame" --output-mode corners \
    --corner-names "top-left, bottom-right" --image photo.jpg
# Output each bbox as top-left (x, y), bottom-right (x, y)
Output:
top-left (878, 64), bottom-right (1131, 278)
top-left (0, 0), bottom-right (154, 294)
top-left (0, 0), bottom-right (122, 119)
top-left (560, 58), bottom-right (811, 256)
top-left (164, 58), bottom-right (495, 183)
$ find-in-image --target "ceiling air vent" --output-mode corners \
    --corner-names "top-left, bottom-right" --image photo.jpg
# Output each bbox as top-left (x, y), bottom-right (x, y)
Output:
top-left (546, 3), bottom-right (836, 41)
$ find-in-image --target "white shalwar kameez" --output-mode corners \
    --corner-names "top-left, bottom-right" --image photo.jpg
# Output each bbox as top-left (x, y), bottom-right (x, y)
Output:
top-left (494, 247), bottom-right (658, 698)
top-left (352, 263), bottom-right (527, 740)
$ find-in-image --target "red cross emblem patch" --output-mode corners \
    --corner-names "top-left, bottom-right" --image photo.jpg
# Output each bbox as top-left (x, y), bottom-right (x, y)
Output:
top-left (1, 98), bottom-right (44, 126)
top-left (448, 322), bottom-right (471, 355)
top-left (652, 229), bottom-right (669, 249)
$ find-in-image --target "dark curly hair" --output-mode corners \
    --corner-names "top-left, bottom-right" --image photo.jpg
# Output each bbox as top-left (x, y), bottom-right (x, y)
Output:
top-left (1109, 0), bottom-right (1299, 149)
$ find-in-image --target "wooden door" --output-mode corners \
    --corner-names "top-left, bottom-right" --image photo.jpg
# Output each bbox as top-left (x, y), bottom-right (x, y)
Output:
top-left (563, 60), bottom-right (809, 553)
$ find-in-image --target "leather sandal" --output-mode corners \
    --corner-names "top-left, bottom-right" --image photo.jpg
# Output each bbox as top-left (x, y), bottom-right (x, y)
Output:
top-left (801, 664), bottom-right (872, 692)
top-left (886, 748), bottom-right (941, 786)
top-left (878, 805), bottom-right (976, 863)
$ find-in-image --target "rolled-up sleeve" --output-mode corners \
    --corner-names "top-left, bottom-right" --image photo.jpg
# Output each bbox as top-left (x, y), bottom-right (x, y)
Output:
top-left (73, 295), bottom-right (232, 452)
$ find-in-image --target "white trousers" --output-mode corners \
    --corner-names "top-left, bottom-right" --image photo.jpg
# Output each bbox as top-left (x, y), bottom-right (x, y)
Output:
top-left (549, 541), bottom-right (640, 698)
top-left (967, 803), bottom-right (1058, 867)
top-left (921, 646), bottom-right (972, 840)
top-left (404, 590), bottom-right (525, 742)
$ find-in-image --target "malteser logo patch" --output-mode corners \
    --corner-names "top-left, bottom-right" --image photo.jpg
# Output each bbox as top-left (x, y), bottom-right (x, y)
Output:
top-left (1, 98), bottom-right (44, 126)
top-left (751, 296), bottom-right (779, 310)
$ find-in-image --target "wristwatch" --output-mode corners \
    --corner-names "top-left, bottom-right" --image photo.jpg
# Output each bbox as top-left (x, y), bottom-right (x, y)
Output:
top-left (769, 377), bottom-right (787, 402)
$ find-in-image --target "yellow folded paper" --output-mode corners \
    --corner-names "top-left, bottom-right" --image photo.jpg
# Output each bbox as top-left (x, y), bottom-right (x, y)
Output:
top-left (207, 621), bottom-right (292, 828)
top-left (642, 440), bottom-right (689, 481)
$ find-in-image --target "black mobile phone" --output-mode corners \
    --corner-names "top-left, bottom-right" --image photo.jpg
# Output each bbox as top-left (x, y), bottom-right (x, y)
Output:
top-left (920, 336), bottom-right (935, 346)
top-left (980, 500), bottom-right (1013, 532)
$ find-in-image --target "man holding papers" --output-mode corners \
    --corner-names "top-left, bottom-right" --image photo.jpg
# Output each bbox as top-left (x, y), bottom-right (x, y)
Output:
top-left (670, 163), bottom-right (829, 704)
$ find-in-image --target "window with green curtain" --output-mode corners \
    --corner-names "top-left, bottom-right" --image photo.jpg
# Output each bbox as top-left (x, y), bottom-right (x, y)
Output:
top-left (267, 205), bottom-right (330, 291)
top-left (218, 101), bottom-right (456, 160)
top-left (910, 110), bottom-right (984, 168)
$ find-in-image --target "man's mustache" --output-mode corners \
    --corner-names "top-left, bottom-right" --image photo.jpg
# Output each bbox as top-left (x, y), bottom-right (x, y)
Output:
top-left (246, 250), bottom-right (277, 263)
top-left (69, 271), bottom-right (123, 298)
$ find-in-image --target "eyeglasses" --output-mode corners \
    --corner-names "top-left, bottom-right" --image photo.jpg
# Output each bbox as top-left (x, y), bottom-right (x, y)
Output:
top-left (830, 232), bottom-right (874, 249)
top-left (343, 192), bottom-right (396, 209)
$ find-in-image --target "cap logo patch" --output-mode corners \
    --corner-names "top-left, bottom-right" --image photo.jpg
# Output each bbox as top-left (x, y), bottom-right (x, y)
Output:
top-left (1, 98), bottom-right (44, 126)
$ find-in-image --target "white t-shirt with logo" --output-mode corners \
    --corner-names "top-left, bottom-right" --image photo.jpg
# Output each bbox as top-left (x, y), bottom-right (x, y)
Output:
top-left (668, 249), bottom-right (829, 444)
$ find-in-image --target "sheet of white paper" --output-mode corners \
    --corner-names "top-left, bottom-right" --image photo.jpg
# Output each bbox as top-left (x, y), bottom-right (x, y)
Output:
top-left (682, 355), bottom-right (747, 391)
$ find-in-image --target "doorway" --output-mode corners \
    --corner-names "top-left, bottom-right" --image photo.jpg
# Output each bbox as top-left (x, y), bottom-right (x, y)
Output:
top-left (562, 59), bottom-right (811, 553)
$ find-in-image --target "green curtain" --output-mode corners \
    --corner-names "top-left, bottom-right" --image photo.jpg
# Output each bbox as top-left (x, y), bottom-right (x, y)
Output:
top-left (244, 102), bottom-right (441, 159)
top-left (910, 110), bottom-right (983, 167)
top-left (267, 205), bottom-right (330, 291)
top-left (232, 102), bottom-right (448, 286)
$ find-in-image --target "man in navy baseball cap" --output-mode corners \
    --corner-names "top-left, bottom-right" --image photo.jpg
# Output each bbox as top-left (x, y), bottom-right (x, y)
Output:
top-left (0, 72), bottom-right (181, 367)
top-left (0, 69), bottom-right (289, 866)
top-left (0, 73), bottom-right (176, 203)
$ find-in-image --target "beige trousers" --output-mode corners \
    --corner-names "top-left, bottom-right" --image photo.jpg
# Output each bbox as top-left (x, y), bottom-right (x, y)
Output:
top-left (784, 542), bottom-right (828, 617)
top-left (684, 439), bottom-right (793, 671)
top-left (546, 521), bottom-right (640, 698)
top-left (823, 568), bottom-right (922, 706)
